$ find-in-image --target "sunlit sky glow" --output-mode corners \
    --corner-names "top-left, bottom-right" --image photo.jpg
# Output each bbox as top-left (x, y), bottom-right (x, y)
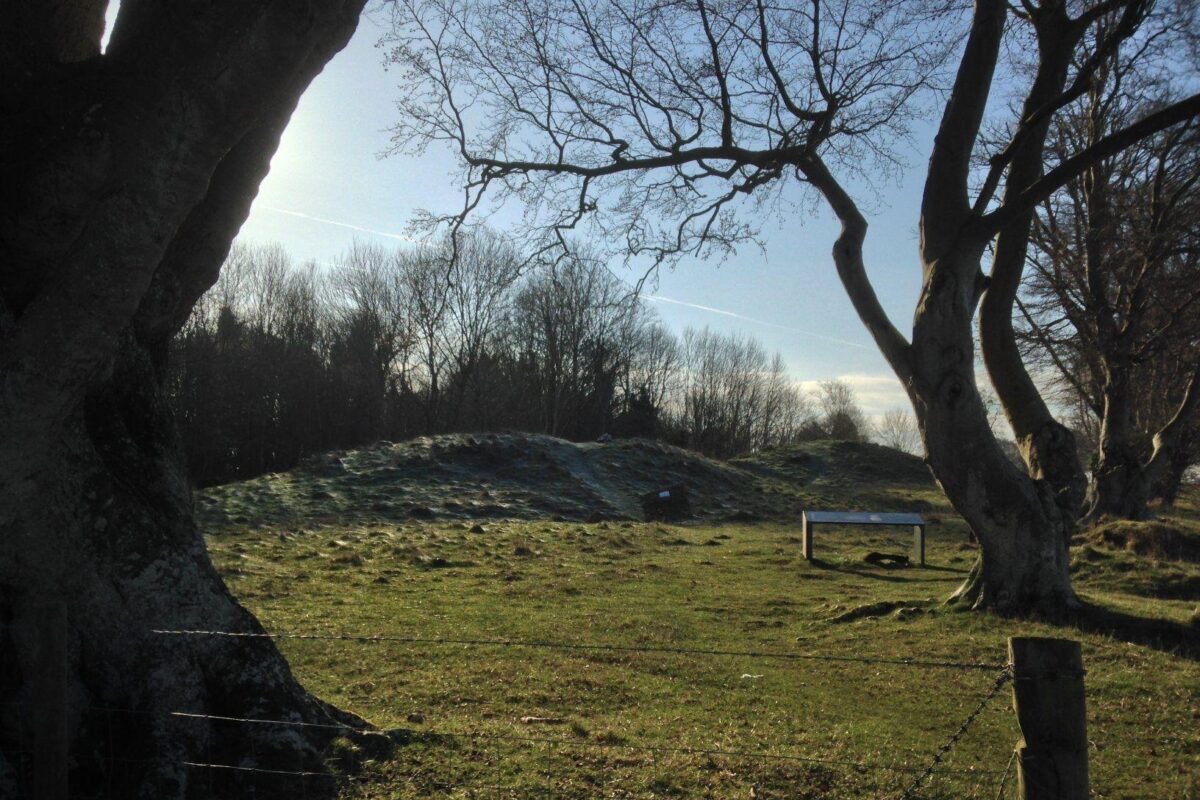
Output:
top-left (105, 2), bottom-right (963, 418)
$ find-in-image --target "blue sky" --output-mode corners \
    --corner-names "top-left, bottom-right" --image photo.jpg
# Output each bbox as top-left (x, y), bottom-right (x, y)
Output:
top-left (110, 4), bottom-right (942, 417)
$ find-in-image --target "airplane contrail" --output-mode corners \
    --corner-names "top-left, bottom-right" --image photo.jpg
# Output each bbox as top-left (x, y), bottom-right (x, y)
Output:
top-left (645, 294), bottom-right (873, 350)
top-left (259, 205), bottom-right (414, 243)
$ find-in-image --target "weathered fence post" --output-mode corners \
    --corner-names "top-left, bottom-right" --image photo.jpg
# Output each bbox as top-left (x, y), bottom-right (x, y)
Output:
top-left (34, 602), bottom-right (68, 800)
top-left (1008, 637), bottom-right (1088, 800)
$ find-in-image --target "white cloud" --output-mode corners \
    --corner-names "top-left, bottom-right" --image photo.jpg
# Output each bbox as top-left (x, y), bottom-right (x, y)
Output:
top-left (798, 372), bottom-right (909, 419)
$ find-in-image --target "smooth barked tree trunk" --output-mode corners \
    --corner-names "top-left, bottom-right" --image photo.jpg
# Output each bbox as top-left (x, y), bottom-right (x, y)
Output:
top-left (806, 148), bottom-right (1078, 615)
top-left (1084, 363), bottom-right (1200, 523)
top-left (909, 246), bottom-right (1076, 613)
top-left (802, 0), bottom-right (1079, 614)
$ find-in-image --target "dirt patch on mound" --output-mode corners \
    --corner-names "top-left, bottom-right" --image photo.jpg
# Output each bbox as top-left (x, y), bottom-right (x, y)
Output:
top-left (1086, 520), bottom-right (1200, 563)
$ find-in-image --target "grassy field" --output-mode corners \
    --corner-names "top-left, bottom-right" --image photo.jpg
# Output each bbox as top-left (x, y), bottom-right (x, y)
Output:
top-left (201, 465), bottom-right (1200, 800)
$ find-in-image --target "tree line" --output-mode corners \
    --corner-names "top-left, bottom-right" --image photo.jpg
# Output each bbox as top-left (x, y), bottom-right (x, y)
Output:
top-left (169, 233), bottom-right (875, 485)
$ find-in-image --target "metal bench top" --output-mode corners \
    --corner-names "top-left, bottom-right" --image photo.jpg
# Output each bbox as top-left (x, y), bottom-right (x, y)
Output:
top-left (803, 511), bottom-right (925, 526)
top-left (800, 510), bottom-right (926, 565)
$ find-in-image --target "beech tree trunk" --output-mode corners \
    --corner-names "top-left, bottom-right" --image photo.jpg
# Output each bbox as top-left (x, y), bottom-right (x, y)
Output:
top-left (808, 149), bottom-right (1078, 614)
top-left (807, 0), bottom-right (1080, 615)
top-left (1153, 432), bottom-right (1195, 508)
top-left (910, 248), bottom-right (1077, 614)
top-left (1, 2), bottom-right (368, 796)
top-left (1084, 369), bottom-right (1153, 520)
top-left (1084, 364), bottom-right (1200, 523)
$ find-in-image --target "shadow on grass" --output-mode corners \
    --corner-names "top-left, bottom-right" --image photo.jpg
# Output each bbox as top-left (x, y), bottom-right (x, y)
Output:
top-left (808, 558), bottom-right (967, 584)
top-left (1064, 599), bottom-right (1200, 661)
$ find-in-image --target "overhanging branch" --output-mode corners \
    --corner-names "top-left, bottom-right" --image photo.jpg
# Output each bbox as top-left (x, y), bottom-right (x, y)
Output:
top-left (982, 93), bottom-right (1200, 233)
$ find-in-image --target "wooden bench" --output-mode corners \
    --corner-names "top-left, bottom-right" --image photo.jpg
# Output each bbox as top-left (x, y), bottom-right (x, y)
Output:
top-left (800, 510), bottom-right (926, 565)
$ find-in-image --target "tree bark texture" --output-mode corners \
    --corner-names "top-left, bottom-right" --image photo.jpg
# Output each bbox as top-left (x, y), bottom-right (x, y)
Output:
top-left (0, 2), bottom-right (367, 796)
top-left (809, 165), bottom-right (1078, 614)
top-left (977, 2), bottom-right (1086, 517)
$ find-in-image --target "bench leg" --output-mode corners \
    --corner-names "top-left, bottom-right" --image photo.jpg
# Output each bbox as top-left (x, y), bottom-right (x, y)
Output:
top-left (913, 524), bottom-right (925, 566)
top-left (802, 514), bottom-right (813, 560)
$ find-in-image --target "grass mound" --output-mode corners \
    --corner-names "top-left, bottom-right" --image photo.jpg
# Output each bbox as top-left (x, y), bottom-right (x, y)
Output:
top-left (1086, 518), bottom-right (1200, 563)
top-left (198, 434), bottom-right (939, 532)
top-left (734, 440), bottom-right (932, 486)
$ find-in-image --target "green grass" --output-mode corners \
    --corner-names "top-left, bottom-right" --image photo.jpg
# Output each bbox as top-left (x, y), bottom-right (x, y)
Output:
top-left (205, 493), bottom-right (1200, 799)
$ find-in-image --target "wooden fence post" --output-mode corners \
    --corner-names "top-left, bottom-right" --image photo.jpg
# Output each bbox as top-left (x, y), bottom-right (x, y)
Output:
top-left (1008, 637), bottom-right (1088, 800)
top-left (34, 602), bottom-right (68, 800)
top-left (801, 512), bottom-right (813, 560)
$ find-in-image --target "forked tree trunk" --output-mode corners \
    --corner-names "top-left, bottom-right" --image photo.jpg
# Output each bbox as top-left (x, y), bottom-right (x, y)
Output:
top-left (908, 247), bottom-right (1077, 614)
top-left (0, 333), bottom-right (363, 798)
top-left (1084, 365), bottom-right (1200, 523)
top-left (808, 142), bottom-right (1078, 614)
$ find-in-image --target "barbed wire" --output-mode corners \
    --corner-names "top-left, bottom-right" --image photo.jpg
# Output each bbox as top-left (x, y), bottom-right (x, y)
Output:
top-left (151, 628), bottom-right (1007, 671)
top-left (2, 630), bottom-right (1021, 795)
top-left (896, 665), bottom-right (1013, 799)
top-left (84, 705), bottom-right (1005, 778)
top-left (0, 704), bottom-right (1013, 797)
top-left (994, 749), bottom-right (1018, 800)
top-left (182, 760), bottom-right (340, 778)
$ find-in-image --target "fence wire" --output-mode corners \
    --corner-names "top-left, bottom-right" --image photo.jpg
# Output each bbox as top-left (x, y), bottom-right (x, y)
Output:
top-left (896, 665), bottom-right (1013, 799)
top-left (152, 628), bottom-right (1008, 671)
top-left (1, 627), bottom-right (1022, 797)
top-left (86, 703), bottom-right (1007, 779)
top-left (994, 749), bottom-right (1018, 800)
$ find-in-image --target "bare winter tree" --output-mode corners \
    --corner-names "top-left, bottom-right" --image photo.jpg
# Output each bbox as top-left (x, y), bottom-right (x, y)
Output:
top-left (440, 229), bottom-right (524, 425)
top-left (398, 239), bottom-right (455, 428)
top-left (816, 378), bottom-right (868, 442)
top-left (670, 327), bottom-right (801, 456)
top-left (387, 0), bottom-right (1200, 613)
top-left (613, 306), bottom-right (681, 436)
top-left (0, 1), bottom-right (368, 796)
top-left (876, 408), bottom-right (923, 456)
top-left (506, 250), bottom-right (633, 436)
top-left (1018, 58), bottom-right (1200, 522)
top-left (331, 240), bottom-right (414, 439)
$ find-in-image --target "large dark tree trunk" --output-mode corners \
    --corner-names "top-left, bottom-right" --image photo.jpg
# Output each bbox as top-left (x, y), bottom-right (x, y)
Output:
top-left (1, 334), bottom-right (359, 797)
top-left (1, 2), bottom-right (368, 796)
